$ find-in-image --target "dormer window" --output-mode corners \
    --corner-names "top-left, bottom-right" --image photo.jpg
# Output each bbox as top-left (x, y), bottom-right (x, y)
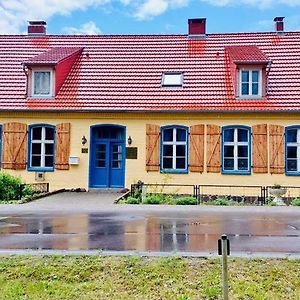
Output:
top-left (225, 45), bottom-right (269, 100)
top-left (23, 47), bottom-right (84, 99)
top-left (32, 70), bottom-right (53, 97)
top-left (240, 69), bottom-right (262, 98)
top-left (162, 72), bottom-right (183, 87)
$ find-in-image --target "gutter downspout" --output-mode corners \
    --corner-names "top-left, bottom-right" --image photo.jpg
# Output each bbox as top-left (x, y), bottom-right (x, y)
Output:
top-left (22, 63), bottom-right (29, 97)
top-left (266, 61), bottom-right (272, 95)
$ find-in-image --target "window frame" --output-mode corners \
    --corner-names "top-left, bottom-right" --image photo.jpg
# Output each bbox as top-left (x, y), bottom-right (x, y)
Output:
top-left (239, 69), bottom-right (262, 98)
top-left (285, 126), bottom-right (300, 176)
top-left (222, 125), bottom-right (251, 175)
top-left (28, 124), bottom-right (56, 172)
top-left (31, 69), bottom-right (54, 98)
top-left (160, 125), bottom-right (188, 174)
top-left (161, 72), bottom-right (183, 87)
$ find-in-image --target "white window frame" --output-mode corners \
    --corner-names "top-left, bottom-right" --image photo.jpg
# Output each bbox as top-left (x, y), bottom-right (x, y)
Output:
top-left (239, 69), bottom-right (262, 98)
top-left (161, 72), bottom-right (183, 87)
top-left (161, 127), bottom-right (188, 171)
top-left (30, 126), bottom-right (55, 169)
top-left (223, 127), bottom-right (250, 173)
top-left (32, 69), bottom-right (54, 98)
top-left (286, 128), bottom-right (300, 173)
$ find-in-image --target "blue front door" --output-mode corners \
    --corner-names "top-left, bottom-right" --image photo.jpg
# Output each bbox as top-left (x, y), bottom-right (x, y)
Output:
top-left (90, 126), bottom-right (125, 188)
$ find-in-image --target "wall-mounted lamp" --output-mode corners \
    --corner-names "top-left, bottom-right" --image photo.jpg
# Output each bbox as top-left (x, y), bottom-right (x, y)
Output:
top-left (81, 135), bottom-right (87, 146)
top-left (127, 136), bottom-right (132, 145)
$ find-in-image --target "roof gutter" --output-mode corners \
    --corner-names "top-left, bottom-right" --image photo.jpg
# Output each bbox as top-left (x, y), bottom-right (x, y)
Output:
top-left (0, 108), bottom-right (299, 114)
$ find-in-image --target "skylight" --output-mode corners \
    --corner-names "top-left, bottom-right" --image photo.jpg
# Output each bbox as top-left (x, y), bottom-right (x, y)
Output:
top-left (162, 72), bottom-right (183, 87)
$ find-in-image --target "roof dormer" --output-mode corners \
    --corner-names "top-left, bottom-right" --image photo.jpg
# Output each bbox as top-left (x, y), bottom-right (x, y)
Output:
top-left (23, 47), bottom-right (83, 98)
top-left (225, 45), bottom-right (270, 99)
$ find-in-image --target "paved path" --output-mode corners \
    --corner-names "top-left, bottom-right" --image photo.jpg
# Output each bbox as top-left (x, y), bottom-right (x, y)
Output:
top-left (1, 191), bottom-right (300, 215)
top-left (0, 191), bottom-right (122, 213)
top-left (0, 193), bottom-right (300, 257)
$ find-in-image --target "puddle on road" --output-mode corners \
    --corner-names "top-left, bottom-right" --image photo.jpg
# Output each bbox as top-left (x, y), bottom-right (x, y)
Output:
top-left (0, 213), bottom-right (299, 253)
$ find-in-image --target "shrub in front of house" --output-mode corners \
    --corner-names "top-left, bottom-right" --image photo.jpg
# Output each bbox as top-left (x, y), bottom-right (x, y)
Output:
top-left (0, 172), bottom-right (35, 202)
top-left (0, 172), bottom-right (22, 201)
top-left (142, 195), bottom-right (162, 204)
top-left (291, 198), bottom-right (300, 206)
top-left (212, 198), bottom-right (230, 206)
top-left (175, 197), bottom-right (198, 205)
top-left (125, 197), bottom-right (140, 204)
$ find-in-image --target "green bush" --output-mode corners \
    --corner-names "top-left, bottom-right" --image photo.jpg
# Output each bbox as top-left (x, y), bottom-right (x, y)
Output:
top-left (21, 185), bottom-right (35, 197)
top-left (212, 198), bottom-right (230, 206)
top-left (0, 172), bottom-right (22, 201)
top-left (126, 197), bottom-right (140, 204)
top-left (291, 198), bottom-right (300, 206)
top-left (143, 195), bottom-right (162, 204)
top-left (175, 197), bottom-right (198, 205)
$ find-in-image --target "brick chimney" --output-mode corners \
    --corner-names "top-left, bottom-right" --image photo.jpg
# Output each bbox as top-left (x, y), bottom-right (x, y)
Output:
top-left (188, 18), bottom-right (206, 36)
top-left (28, 21), bottom-right (47, 35)
top-left (274, 17), bottom-right (284, 33)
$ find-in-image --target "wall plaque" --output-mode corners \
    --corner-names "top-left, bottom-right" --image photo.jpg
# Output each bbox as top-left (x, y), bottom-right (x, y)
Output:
top-left (126, 147), bottom-right (138, 159)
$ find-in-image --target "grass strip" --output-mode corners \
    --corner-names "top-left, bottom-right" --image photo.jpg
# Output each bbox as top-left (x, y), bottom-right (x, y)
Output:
top-left (0, 256), bottom-right (299, 299)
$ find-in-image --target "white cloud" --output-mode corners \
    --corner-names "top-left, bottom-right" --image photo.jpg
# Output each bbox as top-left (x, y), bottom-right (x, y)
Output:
top-left (0, 0), bottom-right (109, 33)
top-left (1, 0), bottom-right (300, 34)
top-left (135, 0), bottom-right (168, 20)
top-left (63, 21), bottom-right (102, 35)
top-left (134, 0), bottom-right (189, 20)
top-left (201, 0), bottom-right (300, 8)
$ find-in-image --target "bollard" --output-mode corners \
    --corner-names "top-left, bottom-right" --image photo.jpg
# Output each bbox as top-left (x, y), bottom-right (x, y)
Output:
top-left (218, 234), bottom-right (230, 300)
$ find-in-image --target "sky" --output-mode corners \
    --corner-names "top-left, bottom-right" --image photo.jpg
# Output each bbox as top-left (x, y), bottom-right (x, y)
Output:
top-left (0, 0), bottom-right (300, 35)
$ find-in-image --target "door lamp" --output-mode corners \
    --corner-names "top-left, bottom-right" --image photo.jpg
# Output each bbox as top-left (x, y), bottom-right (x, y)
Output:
top-left (127, 136), bottom-right (132, 145)
top-left (81, 135), bottom-right (87, 146)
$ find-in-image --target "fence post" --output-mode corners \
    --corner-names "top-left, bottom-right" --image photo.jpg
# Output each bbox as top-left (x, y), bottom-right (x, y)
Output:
top-left (218, 234), bottom-right (230, 300)
top-left (19, 184), bottom-right (23, 200)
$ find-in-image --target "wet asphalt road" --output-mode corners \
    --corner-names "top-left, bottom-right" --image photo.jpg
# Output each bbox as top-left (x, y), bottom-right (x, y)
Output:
top-left (0, 205), bottom-right (300, 257)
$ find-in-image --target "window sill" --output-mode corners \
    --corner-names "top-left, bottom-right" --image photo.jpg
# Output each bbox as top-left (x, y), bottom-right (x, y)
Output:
top-left (286, 172), bottom-right (300, 176)
top-left (236, 96), bottom-right (263, 100)
top-left (28, 167), bottom-right (54, 172)
top-left (222, 170), bottom-right (251, 175)
top-left (28, 95), bottom-right (54, 99)
top-left (161, 169), bottom-right (188, 174)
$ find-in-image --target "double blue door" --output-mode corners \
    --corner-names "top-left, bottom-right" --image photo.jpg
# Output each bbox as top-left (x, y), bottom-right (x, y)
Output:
top-left (90, 126), bottom-right (125, 188)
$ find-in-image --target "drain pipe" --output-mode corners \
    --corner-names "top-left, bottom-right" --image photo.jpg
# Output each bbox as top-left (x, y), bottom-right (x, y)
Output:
top-left (22, 63), bottom-right (29, 97)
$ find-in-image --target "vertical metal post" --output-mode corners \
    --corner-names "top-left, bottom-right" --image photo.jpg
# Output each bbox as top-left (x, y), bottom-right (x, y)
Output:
top-left (141, 184), bottom-right (146, 202)
top-left (221, 235), bottom-right (229, 300)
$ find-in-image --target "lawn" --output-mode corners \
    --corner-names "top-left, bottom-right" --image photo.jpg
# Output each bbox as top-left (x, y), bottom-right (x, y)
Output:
top-left (0, 256), bottom-right (299, 299)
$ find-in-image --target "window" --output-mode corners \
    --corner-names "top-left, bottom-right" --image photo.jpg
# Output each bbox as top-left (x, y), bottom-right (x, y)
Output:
top-left (32, 70), bottom-right (53, 97)
top-left (29, 125), bottom-right (55, 170)
top-left (239, 69), bottom-right (261, 97)
top-left (161, 73), bottom-right (183, 87)
top-left (161, 126), bottom-right (188, 172)
top-left (286, 127), bottom-right (300, 174)
top-left (222, 126), bottom-right (251, 174)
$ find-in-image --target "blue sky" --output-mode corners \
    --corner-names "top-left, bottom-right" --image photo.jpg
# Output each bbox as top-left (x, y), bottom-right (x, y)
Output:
top-left (0, 0), bottom-right (300, 35)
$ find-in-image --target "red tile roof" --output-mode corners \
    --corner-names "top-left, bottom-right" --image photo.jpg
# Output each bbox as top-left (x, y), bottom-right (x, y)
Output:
top-left (225, 45), bottom-right (269, 64)
top-left (24, 47), bottom-right (83, 65)
top-left (0, 32), bottom-right (300, 112)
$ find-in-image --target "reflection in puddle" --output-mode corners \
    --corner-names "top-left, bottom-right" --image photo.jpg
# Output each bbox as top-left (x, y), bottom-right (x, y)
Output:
top-left (0, 213), bottom-right (299, 254)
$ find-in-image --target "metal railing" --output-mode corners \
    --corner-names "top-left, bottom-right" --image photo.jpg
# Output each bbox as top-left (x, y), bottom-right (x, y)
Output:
top-left (196, 184), bottom-right (266, 205)
top-left (19, 182), bottom-right (49, 199)
top-left (131, 182), bottom-right (300, 205)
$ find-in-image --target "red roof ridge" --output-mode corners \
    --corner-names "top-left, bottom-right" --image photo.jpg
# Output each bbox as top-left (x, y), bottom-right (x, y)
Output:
top-left (24, 47), bottom-right (83, 65)
top-left (225, 45), bottom-right (270, 64)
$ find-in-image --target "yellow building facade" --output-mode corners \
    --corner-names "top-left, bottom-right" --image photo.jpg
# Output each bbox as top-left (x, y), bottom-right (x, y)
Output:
top-left (2, 111), bottom-right (300, 192)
